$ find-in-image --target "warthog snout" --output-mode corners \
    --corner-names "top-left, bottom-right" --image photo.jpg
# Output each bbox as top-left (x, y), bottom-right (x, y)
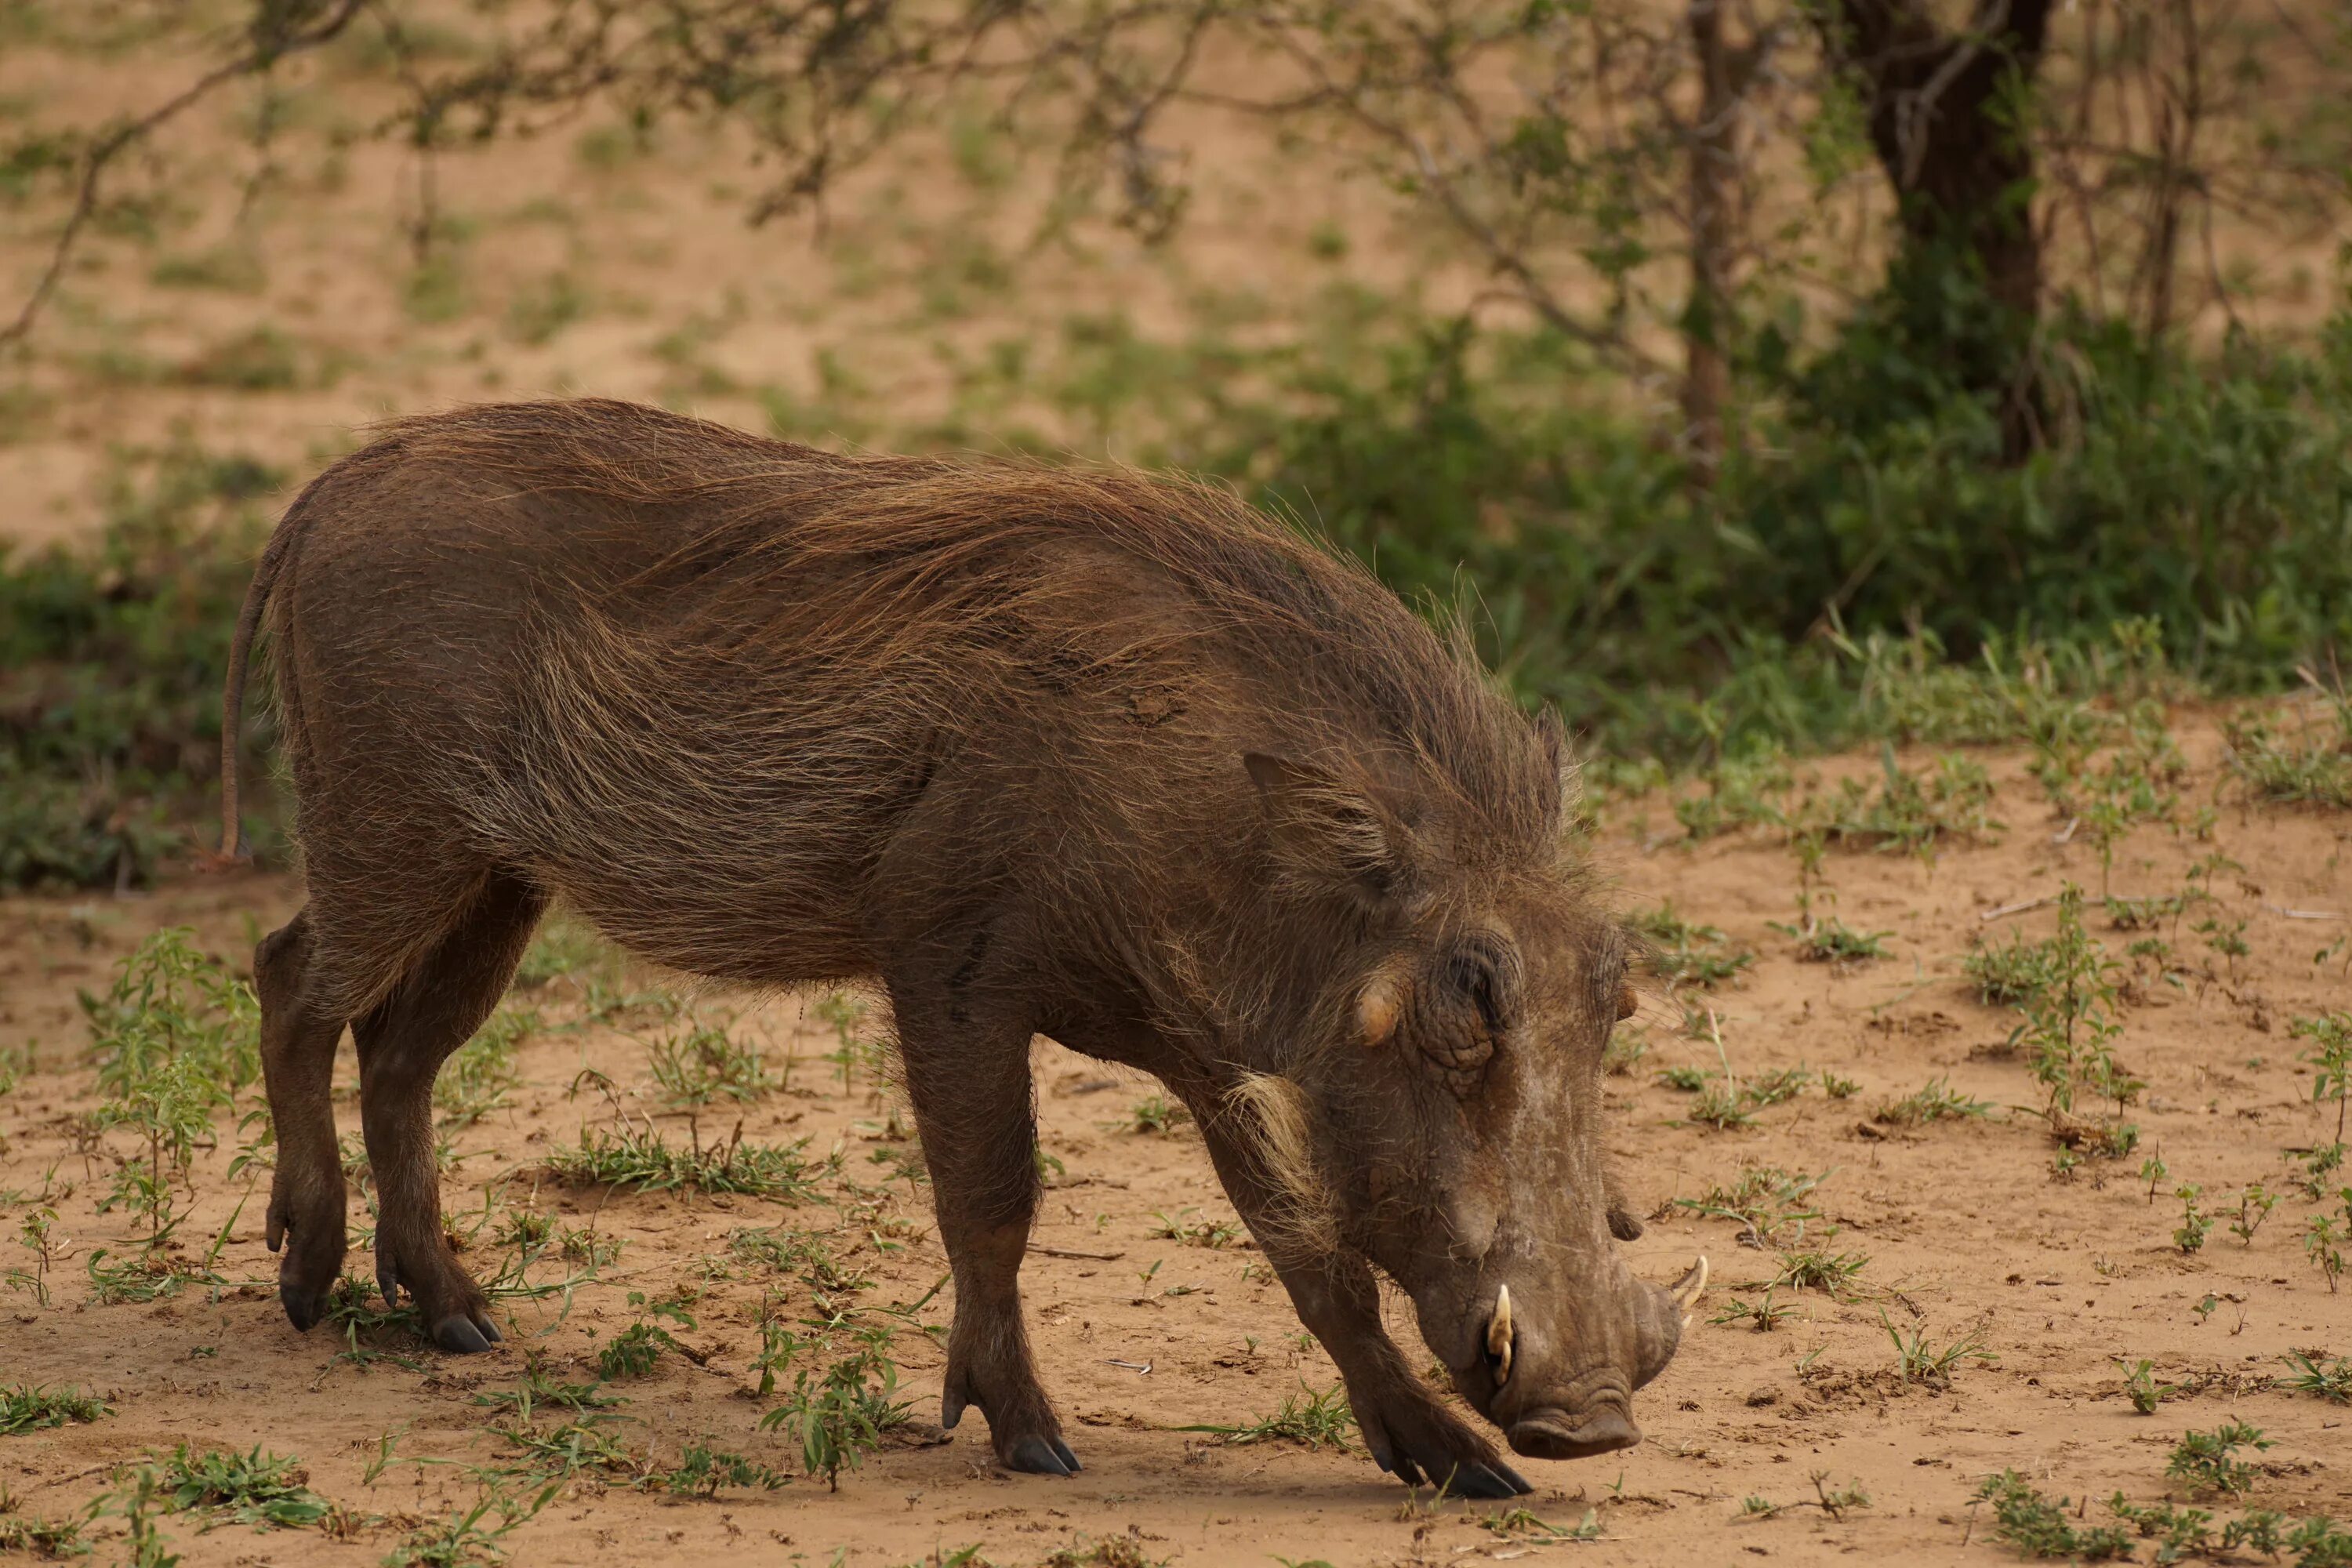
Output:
top-left (1463, 1255), bottom-right (1708, 1461)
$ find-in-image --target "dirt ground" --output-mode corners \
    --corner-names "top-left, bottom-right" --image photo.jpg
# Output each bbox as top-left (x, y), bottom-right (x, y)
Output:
top-left (3, 717), bottom-right (2349, 1566)
top-left (4, 12), bottom-right (2351, 1565)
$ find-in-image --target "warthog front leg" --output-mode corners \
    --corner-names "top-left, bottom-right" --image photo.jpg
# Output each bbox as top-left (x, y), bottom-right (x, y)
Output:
top-left (891, 971), bottom-right (1076, 1477)
top-left (1194, 1112), bottom-right (1531, 1498)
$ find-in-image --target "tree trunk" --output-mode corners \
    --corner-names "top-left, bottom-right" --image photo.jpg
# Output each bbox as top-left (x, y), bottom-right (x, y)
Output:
top-left (1819, 0), bottom-right (2056, 458)
top-left (1682, 0), bottom-right (1738, 485)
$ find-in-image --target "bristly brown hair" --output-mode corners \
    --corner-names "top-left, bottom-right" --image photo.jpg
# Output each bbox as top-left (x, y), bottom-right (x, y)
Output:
top-left (223, 397), bottom-right (1581, 1036)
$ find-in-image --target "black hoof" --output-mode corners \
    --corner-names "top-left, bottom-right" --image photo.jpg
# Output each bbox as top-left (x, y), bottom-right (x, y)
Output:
top-left (1004, 1436), bottom-right (1076, 1475)
top-left (280, 1282), bottom-right (328, 1334)
top-left (1446, 1461), bottom-right (1533, 1499)
top-left (1049, 1436), bottom-right (1081, 1473)
top-left (432, 1315), bottom-right (496, 1355)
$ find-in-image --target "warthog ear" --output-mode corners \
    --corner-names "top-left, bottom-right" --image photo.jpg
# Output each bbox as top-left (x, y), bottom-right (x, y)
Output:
top-left (1242, 752), bottom-right (1410, 901)
top-left (1533, 704), bottom-right (1571, 826)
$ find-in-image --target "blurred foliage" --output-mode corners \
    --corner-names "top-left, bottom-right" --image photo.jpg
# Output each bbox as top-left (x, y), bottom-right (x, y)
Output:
top-left (0, 444), bottom-right (281, 891)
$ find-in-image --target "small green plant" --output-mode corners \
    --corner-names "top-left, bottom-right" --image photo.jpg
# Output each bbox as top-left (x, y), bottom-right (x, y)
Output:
top-left (81, 930), bottom-right (263, 1252)
top-left (1634, 903), bottom-right (1755, 989)
top-left (1147, 1208), bottom-right (1243, 1249)
top-left (159, 1443), bottom-right (332, 1529)
top-left (648, 1020), bottom-right (775, 1108)
top-left (0, 1502), bottom-right (91, 1555)
top-left (2296, 1012), bottom-right (2352, 1152)
top-left (383, 1477), bottom-right (560, 1567)
top-left (1882, 1311), bottom-right (1994, 1383)
top-left (811, 991), bottom-right (884, 1092)
top-left (645, 1441), bottom-right (789, 1497)
top-left (0, 1384), bottom-right (109, 1436)
top-left (1778, 915), bottom-right (1892, 965)
top-left (1122, 1094), bottom-right (1188, 1135)
top-left (1974, 1471), bottom-right (2134, 1560)
top-left (2165, 1422), bottom-right (2270, 1498)
top-left (1798, 745), bottom-right (2000, 856)
top-left (2140, 1151), bottom-right (2169, 1203)
top-left (1873, 1076), bottom-right (1992, 1127)
top-left (1675, 1167), bottom-right (1831, 1248)
top-left (1710, 1290), bottom-right (1793, 1331)
top-left (758, 1341), bottom-right (912, 1490)
top-left (2118, 1357), bottom-right (2165, 1414)
top-left (2230, 1182), bottom-right (2278, 1247)
top-left (1176, 1383), bottom-right (1355, 1449)
top-left (2281, 1349), bottom-right (2352, 1403)
top-left (597, 1293), bottom-right (699, 1378)
top-left (1774, 1248), bottom-right (1868, 1296)
top-left (2307, 1197), bottom-right (2349, 1292)
top-left (1477, 1503), bottom-right (1602, 1538)
top-left (1602, 1025), bottom-right (1650, 1076)
top-left (2175, 1185), bottom-right (2214, 1254)
top-left (2003, 887), bottom-right (2139, 1120)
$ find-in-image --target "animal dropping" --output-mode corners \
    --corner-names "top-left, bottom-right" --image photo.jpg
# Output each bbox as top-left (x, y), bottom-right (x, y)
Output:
top-left (216, 399), bottom-right (1700, 1495)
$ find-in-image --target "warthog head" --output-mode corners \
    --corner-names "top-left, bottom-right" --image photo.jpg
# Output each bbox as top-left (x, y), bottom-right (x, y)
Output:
top-left (1236, 738), bottom-right (1704, 1463)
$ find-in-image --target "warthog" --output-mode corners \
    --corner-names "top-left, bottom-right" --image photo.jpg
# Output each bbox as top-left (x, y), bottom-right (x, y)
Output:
top-left (217, 399), bottom-right (1704, 1496)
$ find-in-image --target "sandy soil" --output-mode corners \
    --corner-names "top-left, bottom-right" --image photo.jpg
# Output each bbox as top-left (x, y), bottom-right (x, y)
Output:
top-left (3, 719), bottom-right (2348, 1566)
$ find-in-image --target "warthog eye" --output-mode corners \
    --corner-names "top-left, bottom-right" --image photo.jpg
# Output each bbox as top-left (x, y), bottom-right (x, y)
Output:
top-left (1439, 936), bottom-right (1517, 1037)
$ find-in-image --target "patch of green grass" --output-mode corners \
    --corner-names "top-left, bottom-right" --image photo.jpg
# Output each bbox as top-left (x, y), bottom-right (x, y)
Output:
top-left (2223, 691), bottom-right (2352, 808)
top-left (1777, 915), bottom-right (1891, 964)
top-left (505, 270), bottom-right (589, 346)
top-left (0, 1504), bottom-right (92, 1555)
top-left (1147, 1208), bottom-right (1243, 1249)
top-left (643, 1441), bottom-right (790, 1497)
top-left (0, 1383), bottom-right (108, 1436)
top-left (1176, 1382), bottom-right (1354, 1450)
top-left (1976, 1476), bottom-right (2145, 1561)
top-left (545, 1125), bottom-right (814, 1200)
top-left (1798, 746), bottom-right (2001, 855)
top-left (1773, 1247), bottom-right (1868, 1296)
top-left (648, 1020), bottom-right (775, 1107)
top-left (1632, 903), bottom-right (1755, 989)
top-left (1882, 1311), bottom-right (1994, 1383)
top-left (382, 1478), bottom-right (558, 1567)
top-left (512, 914), bottom-right (612, 990)
top-left (1602, 1024), bottom-right (1650, 1076)
top-left (160, 1442), bottom-right (332, 1529)
top-left (436, 1005), bottom-right (535, 1127)
top-left (1872, 1076), bottom-right (1992, 1128)
top-left (82, 930), bottom-right (261, 1251)
top-left (151, 246), bottom-right (266, 292)
top-left (470, 1367), bottom-right (624, 1421)
top-left (728, 1227), bottom-right (871, 1293)
top-left (1674, 1167), bottom-right (1830, 1247)
top-left (1120, 1093), bottom-right (1189, 1135)
top-left (2282, 1349), bottom-right (2352, 1404)
top-left (176, 326), bottom-right (309, 390)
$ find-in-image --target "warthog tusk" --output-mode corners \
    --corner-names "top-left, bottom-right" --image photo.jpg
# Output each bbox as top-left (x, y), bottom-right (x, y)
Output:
top-left (1670, 1256), bottom-right (1709, 1309)
top-left (1486, 1283), bottom-right (1514, 1385)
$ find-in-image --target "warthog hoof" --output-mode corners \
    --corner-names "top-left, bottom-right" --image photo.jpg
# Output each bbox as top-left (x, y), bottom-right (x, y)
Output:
top-left (1002, 1435), bottom-right (1083, 1476)
top-left (431, 1313), bottom-right (503, 1355)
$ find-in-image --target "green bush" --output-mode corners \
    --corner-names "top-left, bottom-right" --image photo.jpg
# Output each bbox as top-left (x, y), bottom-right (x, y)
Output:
top-left (0, 444), bottom-right (281, 889)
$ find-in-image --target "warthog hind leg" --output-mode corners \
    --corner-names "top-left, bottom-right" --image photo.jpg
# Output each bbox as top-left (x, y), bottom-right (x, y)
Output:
top-left (256, 909), bottom-right (351, 1332)
top-left (352, 869), bottom-right (546, 1353)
